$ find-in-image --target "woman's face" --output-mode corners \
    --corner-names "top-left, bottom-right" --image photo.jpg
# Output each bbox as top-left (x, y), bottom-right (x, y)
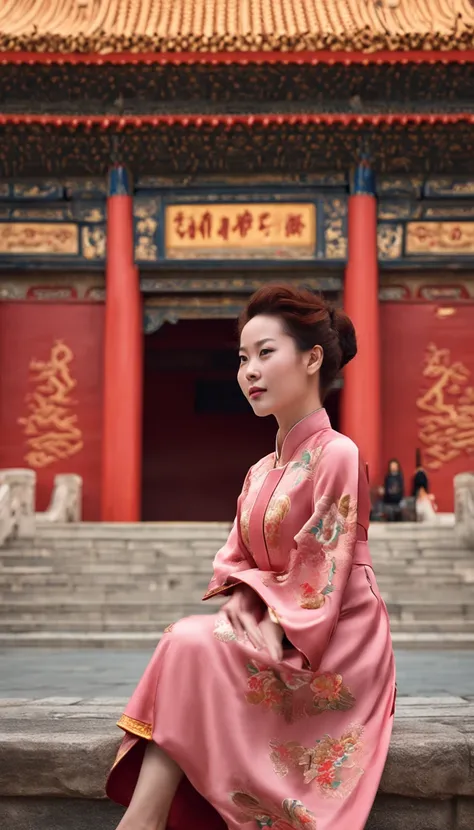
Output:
top-left (389, 461), bottom-right (399, 475)
top-left (238, 314), bottom-right (322, 419)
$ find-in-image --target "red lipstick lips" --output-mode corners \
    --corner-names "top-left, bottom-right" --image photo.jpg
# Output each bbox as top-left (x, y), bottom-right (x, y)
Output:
top-left (249, 386), bottom-right (266, 399)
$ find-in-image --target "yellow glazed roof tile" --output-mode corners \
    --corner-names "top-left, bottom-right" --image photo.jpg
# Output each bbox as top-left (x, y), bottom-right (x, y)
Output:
top-left (0, 0), bottom-right (473, 53)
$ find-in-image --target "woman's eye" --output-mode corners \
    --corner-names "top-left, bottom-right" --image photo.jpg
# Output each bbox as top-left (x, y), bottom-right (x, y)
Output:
top-left (238, 355), bottom-right (247, 364)
top-left (260, 349), bottom-right (273, 357)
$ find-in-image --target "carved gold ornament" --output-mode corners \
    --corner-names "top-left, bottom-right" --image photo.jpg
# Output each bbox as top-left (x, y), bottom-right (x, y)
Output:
top-left (18, 340), bottom-right (84, 468)
top-left (416, 343), bottom-right (474, 470)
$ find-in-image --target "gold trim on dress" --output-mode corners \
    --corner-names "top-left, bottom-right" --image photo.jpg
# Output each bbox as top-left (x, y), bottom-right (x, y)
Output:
top-left (117, 713), bottom-right (153, 740)
top-left (110, 740), bottom-right (136, 772)
top-left (202, 584), bottom-right (231, 599)
top-left (268, 606), bottom-right (281, 624)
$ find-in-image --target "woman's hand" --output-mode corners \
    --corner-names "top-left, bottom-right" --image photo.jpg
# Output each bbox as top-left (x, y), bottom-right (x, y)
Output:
top-left (222, 584), bottom-right (266, 651)
top-left (259, 609), bottom-right (284, 662)
top-left (223, 585), bottom-right (284, 661)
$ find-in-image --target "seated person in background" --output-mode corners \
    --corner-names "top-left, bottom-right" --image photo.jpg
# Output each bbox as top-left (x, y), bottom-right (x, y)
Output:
top-left (412, 468), bottom-right (438, 522)
top-left (382, 458), bottom-right (405, 520)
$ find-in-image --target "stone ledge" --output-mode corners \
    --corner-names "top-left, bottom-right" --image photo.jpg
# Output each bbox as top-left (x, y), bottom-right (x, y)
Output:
top-left (0, 697), bottom-right (473, 829)
top-left (0, 629), bottom-right (473, 649)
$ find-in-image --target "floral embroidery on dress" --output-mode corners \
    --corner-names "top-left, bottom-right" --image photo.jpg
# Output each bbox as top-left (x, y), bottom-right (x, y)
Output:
top-left (245, 661), bottom-right (355, 722)
top-left (213, 615), bottom-right (251, 644)
top-left (240, 508), bottom-right (251, 550)
top-left (213, 616), bottom-right (238, 642)
top-left (265, 494), bottom-right (291, 551)
top-left (298, 558), bottom-right (336, 609)
top-left (262, 492), bottom-right (357, 590)
top-left (309, 672), bottom-right (355, 713)
top-left (269, 724), bottom-right (364, 797)
top-left (289, 447), bottom-right (323, 486)
top-left (309, 494), bottom-right (353, 547)
top-left (231, 790), bottom-right (318, 829)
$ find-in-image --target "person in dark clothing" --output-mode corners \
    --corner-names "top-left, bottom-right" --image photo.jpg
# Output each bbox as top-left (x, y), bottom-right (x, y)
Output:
top-left (383, 459), bottom-right (405, 505)
top-left (380, 459), bottom-right (405, 521)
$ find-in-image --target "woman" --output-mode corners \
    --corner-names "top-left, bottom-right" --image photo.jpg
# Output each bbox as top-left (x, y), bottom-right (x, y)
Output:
top-left (107, 284), bottom-right (396, 830)
top-left (412, 467), bottom-right (438, 523)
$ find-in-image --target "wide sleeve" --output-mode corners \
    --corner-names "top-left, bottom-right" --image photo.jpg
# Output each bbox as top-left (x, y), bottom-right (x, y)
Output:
top-left (231, 437), bottom-right (361, 670)
top-left (202, 469), bottom-right (256, 600)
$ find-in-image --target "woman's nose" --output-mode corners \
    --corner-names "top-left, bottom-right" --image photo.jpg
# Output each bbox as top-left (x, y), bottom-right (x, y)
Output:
top-left (245, 362), bottom-right (260, 380)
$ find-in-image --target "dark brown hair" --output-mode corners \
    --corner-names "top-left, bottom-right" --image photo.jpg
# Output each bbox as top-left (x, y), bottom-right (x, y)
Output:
top-left (238, 283), bottom-right (357, 396)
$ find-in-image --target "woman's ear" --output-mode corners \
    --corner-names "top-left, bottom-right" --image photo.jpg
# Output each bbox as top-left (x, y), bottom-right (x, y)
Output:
top-left (307, 345), bottom-right (323, 376)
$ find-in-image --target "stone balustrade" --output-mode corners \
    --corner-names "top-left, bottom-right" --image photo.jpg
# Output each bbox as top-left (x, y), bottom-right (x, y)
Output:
top-left (0, 469), bottom-right (83, 546)
top-left (36, 473), bottom-right (82, 524)
top-left (454, 472), bottom-right (474, 549)
top-left (0, 697), bottom-right (473, 830)
top-left (0, 469), bottom-right (35, 545)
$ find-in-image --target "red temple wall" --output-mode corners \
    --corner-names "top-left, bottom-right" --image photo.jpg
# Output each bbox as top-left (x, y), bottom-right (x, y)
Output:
top-left (0, 302), bottom-right (104, 520)
top-left (380, 302), bottom-right (474, 512)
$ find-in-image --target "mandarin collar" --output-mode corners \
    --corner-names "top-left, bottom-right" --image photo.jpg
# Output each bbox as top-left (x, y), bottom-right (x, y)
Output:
top-left (275, 408), bottom-right (331, 467)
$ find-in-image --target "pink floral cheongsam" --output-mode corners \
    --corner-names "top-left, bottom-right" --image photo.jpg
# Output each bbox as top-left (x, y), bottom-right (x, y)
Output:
top-left (107, 408), bottom-right (396, 830)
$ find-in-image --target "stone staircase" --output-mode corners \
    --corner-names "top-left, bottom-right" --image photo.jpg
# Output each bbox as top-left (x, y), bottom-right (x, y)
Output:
top-left (0, 520), bottom-right (473, 647)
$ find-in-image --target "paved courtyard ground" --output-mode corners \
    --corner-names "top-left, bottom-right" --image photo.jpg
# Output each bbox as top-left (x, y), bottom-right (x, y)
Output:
top-left (0, 648), bottom-right (473, 698)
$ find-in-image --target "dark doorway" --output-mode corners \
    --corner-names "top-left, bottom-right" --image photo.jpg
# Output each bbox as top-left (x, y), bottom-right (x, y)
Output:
top-left (142, 318), bottom-right (340, 521)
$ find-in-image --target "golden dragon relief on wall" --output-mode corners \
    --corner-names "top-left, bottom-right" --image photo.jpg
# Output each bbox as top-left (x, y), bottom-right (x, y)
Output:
top-left (18, 340), bottom-right (83, 469)
top-left (416, 343), bottom-right (474, 470)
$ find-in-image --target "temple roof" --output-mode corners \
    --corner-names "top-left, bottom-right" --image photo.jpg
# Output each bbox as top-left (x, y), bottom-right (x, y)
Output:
top-left (0, 0), bottom-right (473, 55)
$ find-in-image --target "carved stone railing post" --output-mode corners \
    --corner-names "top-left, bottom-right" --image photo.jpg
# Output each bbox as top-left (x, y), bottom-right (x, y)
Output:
top-left (0, 468), bottom-right (36, 542)
top-left (36, 474), bottom-right (82, 524)
top-left (0, 482), bottom-right (13, 545)
top-left (454, 472), bottom-right (474, 549)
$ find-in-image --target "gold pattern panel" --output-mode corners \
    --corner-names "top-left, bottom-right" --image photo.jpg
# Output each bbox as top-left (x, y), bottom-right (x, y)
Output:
top-left (323, 198), bottom-right (346, 260)
top-left (81, 226), bottom-right (106, 259)
top-left (0, 223), bottom-right (78, 255)
top-left (416, 343), bottom-right (474, 470)
top-left (377, 224), bottom-right (403, 259)
top-left (166, 203), bottom-right (316, 260)
top-left (407, 222), bottom-right (474, 255)
top-left (18, 341), bottom-right (84, 469)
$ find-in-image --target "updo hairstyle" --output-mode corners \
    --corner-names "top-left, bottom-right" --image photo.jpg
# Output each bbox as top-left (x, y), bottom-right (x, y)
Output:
top-left (238, 284), bottom-right (357, 396)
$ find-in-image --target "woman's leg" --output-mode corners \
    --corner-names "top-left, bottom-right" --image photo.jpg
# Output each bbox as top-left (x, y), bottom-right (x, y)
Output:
top-left (116, 742), bottom-right (183, 830)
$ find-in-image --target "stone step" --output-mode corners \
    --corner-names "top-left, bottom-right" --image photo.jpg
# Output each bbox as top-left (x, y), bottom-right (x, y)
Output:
top-left (10, 521), bottom-right (233, 542)
top-left (389, 618), bottom-right (474, 632)
top-left (1, 615), bottom-right (473, 635)
top-left (4, 523), bottom-right (462, 547)
top-left (2, 553), bottom-right (470, 570)
top-left (386, 601), bottom-right (474, 621)
top-left (0, 563), bottom-right (469, 582)
top-left (0, 540), bottom-right (474, 563)
top-left (1, 585), bottom-right (472, 607)
top-left (0, 552), bottom-right (470, 571)
top-left (0, 597), bottom-right (472, 622)
top-left (1, 574), bottom-right (471, 595)
top-left (0, 599), bottom-right (224, 621)
top-left (0, 629), bottom-right (473, 648)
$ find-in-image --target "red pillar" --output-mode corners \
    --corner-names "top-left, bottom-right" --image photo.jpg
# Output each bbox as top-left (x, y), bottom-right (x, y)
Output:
top-left (101, 165), bottom-right (142, 521)
top-left (341, 162), bottom-right (381, 484)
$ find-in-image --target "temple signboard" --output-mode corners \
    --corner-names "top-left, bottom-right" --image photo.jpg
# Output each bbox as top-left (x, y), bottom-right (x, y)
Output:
top-left (0, 223), bottom-right (79, 255)
top-left (406, 222), bottom-right (474, 255)
top-left (165, 202), bottom-right (316, 260)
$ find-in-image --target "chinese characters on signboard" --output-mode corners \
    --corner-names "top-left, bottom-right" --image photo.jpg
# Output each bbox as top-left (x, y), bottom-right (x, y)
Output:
top-left (165, 203), bottom-right (316, 260)
top-left (406, 222), bottom-right (474, 255)
top-left (0, 223), bottom-right (79, 255)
